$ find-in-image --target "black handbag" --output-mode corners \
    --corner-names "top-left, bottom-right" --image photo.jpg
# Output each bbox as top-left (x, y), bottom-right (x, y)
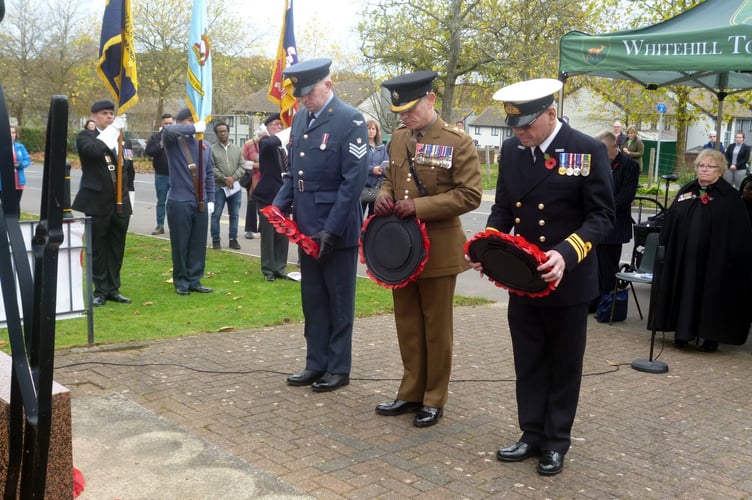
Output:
top-left (360, 183), bottom-right (380, 203)
top-left (239, 170), bottom-right (253, 189)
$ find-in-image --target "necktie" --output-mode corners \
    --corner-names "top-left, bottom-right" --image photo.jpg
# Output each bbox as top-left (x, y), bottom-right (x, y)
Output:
top-left (307, 112), bottom-right (316, 128)
top-left (533, 146), bottom-right (542, 162)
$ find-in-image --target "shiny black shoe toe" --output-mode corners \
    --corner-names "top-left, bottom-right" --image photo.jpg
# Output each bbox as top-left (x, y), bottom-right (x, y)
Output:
top-left (496, 441), bottom-right (540, 462)
top-left (175, 288), bottom-right (190, 296)
top-left (92, 296), bottom-right (106, 307)
top-left (537, 450), bottom-right (564, 475)
top-left (375, 400), bottom-right (422, 416)
top-left (699, 339), bottom-right (718, 352)
top-left (673, 339), bottom-right (688, 348)
top-left (311, 373), bottom-right (350, 392)
top-left (190, 286), bottom-right (213, 293)
top-left (413, 406), bottom-right (442, 427)
top-left (286, 369), bottom-right (324, 386)
top-left (107, 293), bottom-right (132, 304)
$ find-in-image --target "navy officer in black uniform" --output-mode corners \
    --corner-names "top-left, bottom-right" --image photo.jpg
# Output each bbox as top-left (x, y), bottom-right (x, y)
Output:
top-left (73, 99), bottom-right (134, 306)
top-left (272, 58), bottom-right (368, 392)
top-left (467, 79), bottom-right (614, 475)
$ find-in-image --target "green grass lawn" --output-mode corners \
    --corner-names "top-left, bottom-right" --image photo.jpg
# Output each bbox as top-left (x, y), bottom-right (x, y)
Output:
top-left (0, 232), bottom-right (489, 350)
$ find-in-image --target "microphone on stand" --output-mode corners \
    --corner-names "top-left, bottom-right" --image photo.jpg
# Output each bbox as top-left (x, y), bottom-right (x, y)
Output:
top-left (632, 244), bottom-right (669, 374)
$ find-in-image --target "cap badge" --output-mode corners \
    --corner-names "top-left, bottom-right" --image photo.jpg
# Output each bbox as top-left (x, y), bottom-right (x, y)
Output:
top-left (504, 103), bottom-right (521, 116)
top-left (392, 90), bottom-right (400, 101)
top-left (290, 76), bottom-right (298, 84)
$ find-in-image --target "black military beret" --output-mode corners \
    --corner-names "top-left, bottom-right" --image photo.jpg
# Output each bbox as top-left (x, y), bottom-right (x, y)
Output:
top-left (492, 78), bottom-right (563, 127)
top-left (381, 71), bottom-right (438, 113)
top-left (175, 107), bottom-right (193, 121)
top-left (264, 113), bottom-right (281, 126)
top-left (283, 58), bottom-right (332, 97)
top-left (90, 100), bottom-right (115, 113)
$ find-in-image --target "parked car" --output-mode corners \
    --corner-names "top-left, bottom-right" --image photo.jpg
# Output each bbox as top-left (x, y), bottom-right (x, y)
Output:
top-left (124, 131), bottom-right (146, 157)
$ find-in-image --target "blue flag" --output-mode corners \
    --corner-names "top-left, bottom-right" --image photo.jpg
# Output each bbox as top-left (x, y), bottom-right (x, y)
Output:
top-left (97, 0), bottom-right (139, 113)
top-left (186, 0), bottom-right (212, 124)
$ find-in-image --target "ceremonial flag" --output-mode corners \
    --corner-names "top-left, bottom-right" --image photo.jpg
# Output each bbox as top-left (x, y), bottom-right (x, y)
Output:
top-left (186, 0), bottom-right (212, 124)
top-left (268, 0), bottom-right (298, 127)
top-left (96, 0), bottom-right (139, 113)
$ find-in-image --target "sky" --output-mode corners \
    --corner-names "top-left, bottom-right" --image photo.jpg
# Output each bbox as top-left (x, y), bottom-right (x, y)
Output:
top-left (236, 0), bottom-right (367, 60)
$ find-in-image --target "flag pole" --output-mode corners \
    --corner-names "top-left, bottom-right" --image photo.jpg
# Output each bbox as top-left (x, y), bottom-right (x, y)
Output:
top-left (114, 9), bottom-right (126, 213)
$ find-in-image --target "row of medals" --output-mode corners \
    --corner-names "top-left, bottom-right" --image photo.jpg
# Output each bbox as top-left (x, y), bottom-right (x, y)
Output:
top-left (557, 153), bottom-right (591, 176)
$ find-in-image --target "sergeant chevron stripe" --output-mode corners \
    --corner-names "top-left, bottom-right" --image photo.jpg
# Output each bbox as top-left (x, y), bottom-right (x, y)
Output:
top-left (349, 142), bottom-right (367, 159)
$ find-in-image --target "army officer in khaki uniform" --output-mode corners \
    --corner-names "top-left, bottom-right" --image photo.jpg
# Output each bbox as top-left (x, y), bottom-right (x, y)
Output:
top-left (373, 71), bottom-right (482, 427)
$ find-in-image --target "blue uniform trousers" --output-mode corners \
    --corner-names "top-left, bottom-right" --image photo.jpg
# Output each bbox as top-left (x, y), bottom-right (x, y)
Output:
top-left (167, 199), bottom-right (209, 290)
top-left (299, 246), bottom-right (358, 375)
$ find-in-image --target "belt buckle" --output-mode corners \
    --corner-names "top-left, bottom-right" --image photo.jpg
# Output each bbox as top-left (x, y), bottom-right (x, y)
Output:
top-left (107, 164), bottom-right (115, 171)
top-left (188, 163), bottom-right (196, 173)
top-left (298, 179), bottom-right (304, 192)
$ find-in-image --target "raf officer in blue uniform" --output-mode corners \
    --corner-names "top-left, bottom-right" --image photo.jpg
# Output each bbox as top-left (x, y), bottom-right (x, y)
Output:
top-left (272, 58), bottom-right (368, 392)
top-left (467, 79), bottom-right (614, 475)
top-left (162, 108), bottom-right (215, 296)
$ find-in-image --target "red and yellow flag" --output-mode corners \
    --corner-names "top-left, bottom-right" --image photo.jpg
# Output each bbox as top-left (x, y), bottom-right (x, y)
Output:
top-left (267, 0), bottom-right (298, 127)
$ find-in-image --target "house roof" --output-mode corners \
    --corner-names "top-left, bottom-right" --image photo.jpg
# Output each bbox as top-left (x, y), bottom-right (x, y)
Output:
top-left (469, 106), bottom-right (505, 127)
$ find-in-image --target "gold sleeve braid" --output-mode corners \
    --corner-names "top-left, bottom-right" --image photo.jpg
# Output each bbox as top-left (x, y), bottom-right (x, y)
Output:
top-left (565, 233), bottom-right (592, 263)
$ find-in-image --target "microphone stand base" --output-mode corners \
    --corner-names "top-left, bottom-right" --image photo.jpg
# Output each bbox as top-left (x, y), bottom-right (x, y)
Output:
top-left (631, 358), bottom-right (669, 374)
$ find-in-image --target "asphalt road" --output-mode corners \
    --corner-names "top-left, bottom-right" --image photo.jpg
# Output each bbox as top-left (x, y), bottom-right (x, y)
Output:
top-left (19, 163), bottom-right (646, 304)
top-left (19, 164), bottom-right (509, 302)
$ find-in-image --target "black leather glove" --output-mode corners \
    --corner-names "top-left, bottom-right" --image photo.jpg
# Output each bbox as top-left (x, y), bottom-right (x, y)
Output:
top-left (316, 230), bottom-right (337, 261)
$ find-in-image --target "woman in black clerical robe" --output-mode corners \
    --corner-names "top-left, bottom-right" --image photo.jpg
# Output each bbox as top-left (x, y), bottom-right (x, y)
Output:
top-left (648, 149), bottom-right (752, 352)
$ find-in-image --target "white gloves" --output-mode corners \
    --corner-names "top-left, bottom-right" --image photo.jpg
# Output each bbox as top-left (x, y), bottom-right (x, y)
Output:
top-left (112, 115), bottom-right (126, 131)
top-left (128, 191), bottom-right (135, 208)
top-left (207, 201), bottom-right (215, 215)
top-left (194, 120), bottom-right (207, 134)
top-left (97, 115), bottom-right (127, 150)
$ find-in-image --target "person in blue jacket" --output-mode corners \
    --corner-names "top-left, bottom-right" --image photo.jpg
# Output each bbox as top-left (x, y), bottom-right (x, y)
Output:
top-left (272, 58), bottom-right (368, 393)
top-left (10, 126), bottom-right (31, 207)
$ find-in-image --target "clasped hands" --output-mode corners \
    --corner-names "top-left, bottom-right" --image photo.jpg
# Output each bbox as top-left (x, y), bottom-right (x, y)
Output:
top-left (373, 195), bottom-right (415, 218)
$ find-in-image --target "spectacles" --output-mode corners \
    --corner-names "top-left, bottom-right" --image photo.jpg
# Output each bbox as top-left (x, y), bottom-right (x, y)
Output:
top-left (697, 164), bottom-right (720, 170)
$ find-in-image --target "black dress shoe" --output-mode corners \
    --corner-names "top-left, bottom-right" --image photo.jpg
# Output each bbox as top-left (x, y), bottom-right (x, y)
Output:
top-left (375, 400), bottom-right (422, 416)
top-left (699, 339), bottom-right (718, 352)
top-left (537, 450), bottom-right (564, 475)
top-left (673, 339), bottom-right (688, 348)
top-left (176, 288), bottom-right (190, 296)
top-left (190, 286), bottom-right (213, 293)
top-left (311, 373), bottom-right (349, 392)
top-left (496, 441), bottom-right (540, 462)
top-left (286, 369), bottom-right (324, 386)
top-left (92, 296), bottom-right (106, 307)
top-left (413, 406), bottom-right (443, 427)
top-left (107, 293), bottom-right (132, 304)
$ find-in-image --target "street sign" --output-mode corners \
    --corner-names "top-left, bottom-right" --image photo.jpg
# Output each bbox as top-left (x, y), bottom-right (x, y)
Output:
top-left (657, 102), bottom-right (667, 113)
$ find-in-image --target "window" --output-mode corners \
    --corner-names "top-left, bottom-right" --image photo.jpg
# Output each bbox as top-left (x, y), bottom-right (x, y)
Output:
top-left (491, 127), bottom-right (499, 137)
top-left (474, 126), bottom-right (481, 135)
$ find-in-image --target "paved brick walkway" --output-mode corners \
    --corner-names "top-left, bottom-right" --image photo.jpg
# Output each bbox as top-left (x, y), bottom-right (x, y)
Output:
top-left (56, 302), bottom-right (752, 498)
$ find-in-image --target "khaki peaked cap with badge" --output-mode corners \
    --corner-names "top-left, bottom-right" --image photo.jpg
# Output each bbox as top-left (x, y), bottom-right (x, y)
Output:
top-left (283, 58), bottom-right (332, 97)
top-left (493, 78), bottom-right (563, 127)
top-left (376, 70), bottom-right (483, 279)
top-left (381, 70), bottom-right (438, 113)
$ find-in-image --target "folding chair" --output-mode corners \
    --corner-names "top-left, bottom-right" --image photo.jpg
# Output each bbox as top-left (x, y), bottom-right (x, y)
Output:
top-left (610, 232), bottom-right (659, 324)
